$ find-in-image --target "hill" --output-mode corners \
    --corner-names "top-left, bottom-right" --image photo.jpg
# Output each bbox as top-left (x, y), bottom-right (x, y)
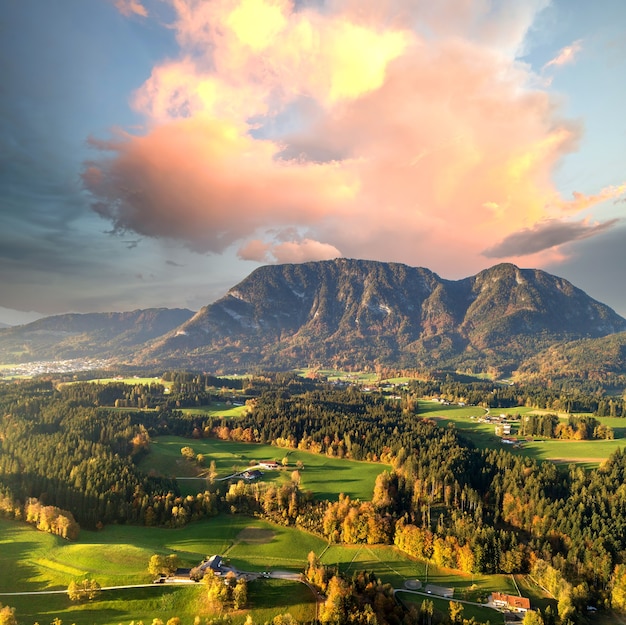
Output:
top-left (516, 331), bottom-right (626, 383)
top-left (134, 259), bottom-right (626, 375)
top-left (0, 308), bottom-right (194, 364)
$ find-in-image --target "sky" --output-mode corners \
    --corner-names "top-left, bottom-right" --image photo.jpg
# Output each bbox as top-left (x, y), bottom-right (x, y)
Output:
top-left (1, 0), bottom-right (625, 325)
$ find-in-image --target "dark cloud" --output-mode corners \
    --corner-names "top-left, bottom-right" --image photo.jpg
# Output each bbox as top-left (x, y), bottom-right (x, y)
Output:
top-left (545, 224), bottom-right (626, 317)
top-left (166, 259), bottom-right (185, 267)
top-left (482, 218), bottom-right (619, 258)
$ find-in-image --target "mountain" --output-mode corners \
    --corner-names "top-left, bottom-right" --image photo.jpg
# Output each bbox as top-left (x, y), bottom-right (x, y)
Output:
top-left (0, 308), bottom-right (194, 364)
top-left (134, 260), bottom-right (626, 376)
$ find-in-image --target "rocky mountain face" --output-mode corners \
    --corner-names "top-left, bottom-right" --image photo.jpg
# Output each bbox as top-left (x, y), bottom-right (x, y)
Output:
top-left (0, 308), bottom-right (194, 364)
top-left (2, 260), bottom-right (624, 377)
top-left (133, 260), bottom-right (626, 375)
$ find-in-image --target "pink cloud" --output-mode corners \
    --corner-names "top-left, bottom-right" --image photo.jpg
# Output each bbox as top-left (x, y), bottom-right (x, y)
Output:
top-left (114, 0), bottom-right (148, 18)
top-left (239, 238), bottom-right (342, 263)
top-left (85, 0), bottom-right (624, 277)
top-left (83, 115), bottom-right (358, 252)
top-left (543, 40), bottom-right (583, 69)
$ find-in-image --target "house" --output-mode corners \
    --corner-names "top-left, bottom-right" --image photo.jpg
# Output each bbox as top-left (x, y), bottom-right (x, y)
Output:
top-left (495, 423), bottom-right (512, 436)
top-left (259, 461), bottom-right (279, 470)
top-left (190, 554), bottom-right (225, 581)
top-left (491, 593), bottom-right (531, 612)
top-left (242, 469), bottom-right (263, 481)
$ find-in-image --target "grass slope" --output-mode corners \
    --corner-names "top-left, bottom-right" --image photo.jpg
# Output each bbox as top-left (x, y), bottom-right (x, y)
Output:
top-left (0, 516), bottom-right (322, 624)
top-left (419, 401), bottom-right (626, 467)
top-left (139, 436), bottom-right (388, 501)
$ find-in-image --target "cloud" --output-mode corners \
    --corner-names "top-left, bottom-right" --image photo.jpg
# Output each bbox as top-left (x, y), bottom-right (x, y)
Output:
top-left (238, 237), bottom-right (341, 263)
top-left (483, 218), bottom-right (620, 258)
top-left (84, 0), bottom-right (625, 276)
top-left (114, 0), bottom-right (148, 17)
top-left (545, 224), bottom-right (626, 318)
top-left (543, 39), bottom-right (583, 69)
top-left (556, 184), bottom-right (626, 212)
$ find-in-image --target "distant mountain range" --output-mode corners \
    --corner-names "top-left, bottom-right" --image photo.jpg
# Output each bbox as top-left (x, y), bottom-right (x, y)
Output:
top-left (2, 259), bottom-right (626, 379)
top-left (0, 308), bottom-right (193, 364)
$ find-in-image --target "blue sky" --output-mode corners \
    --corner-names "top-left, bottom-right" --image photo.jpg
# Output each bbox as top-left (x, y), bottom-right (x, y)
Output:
top-left (1, 0), bottom-right (624, 325)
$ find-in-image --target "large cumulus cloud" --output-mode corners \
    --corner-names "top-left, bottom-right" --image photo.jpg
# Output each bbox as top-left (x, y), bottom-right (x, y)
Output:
top-left (87, 0), bottom-right (626, 275)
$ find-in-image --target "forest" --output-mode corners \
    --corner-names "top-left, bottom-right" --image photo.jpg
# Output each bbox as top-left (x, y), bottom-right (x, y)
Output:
top-left (1, 373), bottom-right (626, 624)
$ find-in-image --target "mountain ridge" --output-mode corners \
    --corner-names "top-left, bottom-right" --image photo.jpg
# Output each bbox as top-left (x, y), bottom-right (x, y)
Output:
top-left (1, 259), bottom-right (625, 378)
top-left (133, 260), bottom-right (626, 376)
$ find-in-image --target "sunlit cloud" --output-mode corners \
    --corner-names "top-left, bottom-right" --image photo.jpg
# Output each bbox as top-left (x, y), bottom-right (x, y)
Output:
top-left (238, 237), bottom-right (341, 263)
top-left (84, 0), bottom-right (626, 274)
top-left (543, 39), bottom-right (583, 69)
top-left (113, 0), bottom-right (148, 18)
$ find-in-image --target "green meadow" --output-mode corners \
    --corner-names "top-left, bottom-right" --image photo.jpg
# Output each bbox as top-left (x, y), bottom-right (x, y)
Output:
top-left (396, 592), bottom-right (504, 625)
top-left (179, 402), bottom-right (248, 418)
top-left (293, 368), bottom-right (380, 384)
top-left (0, 515), bottom-right (524, 625)
top-left (0, 516), bottom-right (321, 625)
top-left (63, 376), bottom-right (165, 386)
top-left (138, 436), bottom-right (389, 501)
top-left (419, 401), bottom-right (626, 467)
top-left (319, 544), bottom-right (516, 600)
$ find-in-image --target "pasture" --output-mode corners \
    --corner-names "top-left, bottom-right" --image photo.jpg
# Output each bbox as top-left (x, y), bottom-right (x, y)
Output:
top-left (319, 544), bottom-right (516, 602)
top-left (138, 436), bottom-right (389, 501)
top-left (419, 401), bottom-right (626, 467)
top-left (0, 512), bottom-right (530, 625)
top-left (397, 592), bottom-right (504, 624)
top-left (179, 401), bottom-right (248, 418)
top-left (0, 516), bottom-right (321, 624)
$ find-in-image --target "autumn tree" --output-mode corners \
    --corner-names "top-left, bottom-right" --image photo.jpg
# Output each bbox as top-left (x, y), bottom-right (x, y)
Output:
top-left (612, 564), bottom-right (626, 612)
top-left (448, 601), bottom-right (464, 624)
top-left (233, 577), bottom-right (248, 610)
top-left (67, 578), bottom-right (101, 601)
top-left (148, 554), bottom-right (180, 577)
top-left (0, 604), bottom-right (17, 625)
top-left (273, 615), bottom-right (298, 625)
top-left (419, 599), bottom-right (434, 625)
top-left (522, 611), bottom-right (545, 625)
top-left (319, 575), bottom-right (351, 624)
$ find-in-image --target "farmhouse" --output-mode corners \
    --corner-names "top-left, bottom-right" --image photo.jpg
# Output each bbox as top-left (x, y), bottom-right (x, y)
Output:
top-left (242, 469), bottom-right (263, 481)
top-left (259, 461), bottom-right (279, 470)
top-left (495, 423), bottom-right (512, 436)
top-left (490, 592), bottom-right (531, 612)
top-left (190, 554), bottom-right (226, 580)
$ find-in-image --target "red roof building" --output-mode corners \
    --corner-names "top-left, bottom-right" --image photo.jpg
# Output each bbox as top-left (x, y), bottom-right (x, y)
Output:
top-left (491, 592), bottom-right (531, 612)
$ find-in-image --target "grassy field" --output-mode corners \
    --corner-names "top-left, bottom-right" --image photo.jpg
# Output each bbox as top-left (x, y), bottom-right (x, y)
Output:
top-left (61, 376), bottom-right (165, 386)
top-left (419, 401), bottom-right (626, 467)
top-left (0, 515), bottom-right (321, 624)
top-left (319, 544), bottom-right (516, 600)
top-left (0, 514), bottom-right (525, 624)
top-left (138, 436), bottom-right (389, 501)
top-left (179, 402), bottom-right (248, 418)
top-left (397, 592), bottom-right (505, 624)
top-left (293, 368), bottom-right (380, 383)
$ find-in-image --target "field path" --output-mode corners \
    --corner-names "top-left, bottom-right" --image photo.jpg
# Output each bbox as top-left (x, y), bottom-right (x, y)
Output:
top-left (0, 583), bottom-right (182, 597)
